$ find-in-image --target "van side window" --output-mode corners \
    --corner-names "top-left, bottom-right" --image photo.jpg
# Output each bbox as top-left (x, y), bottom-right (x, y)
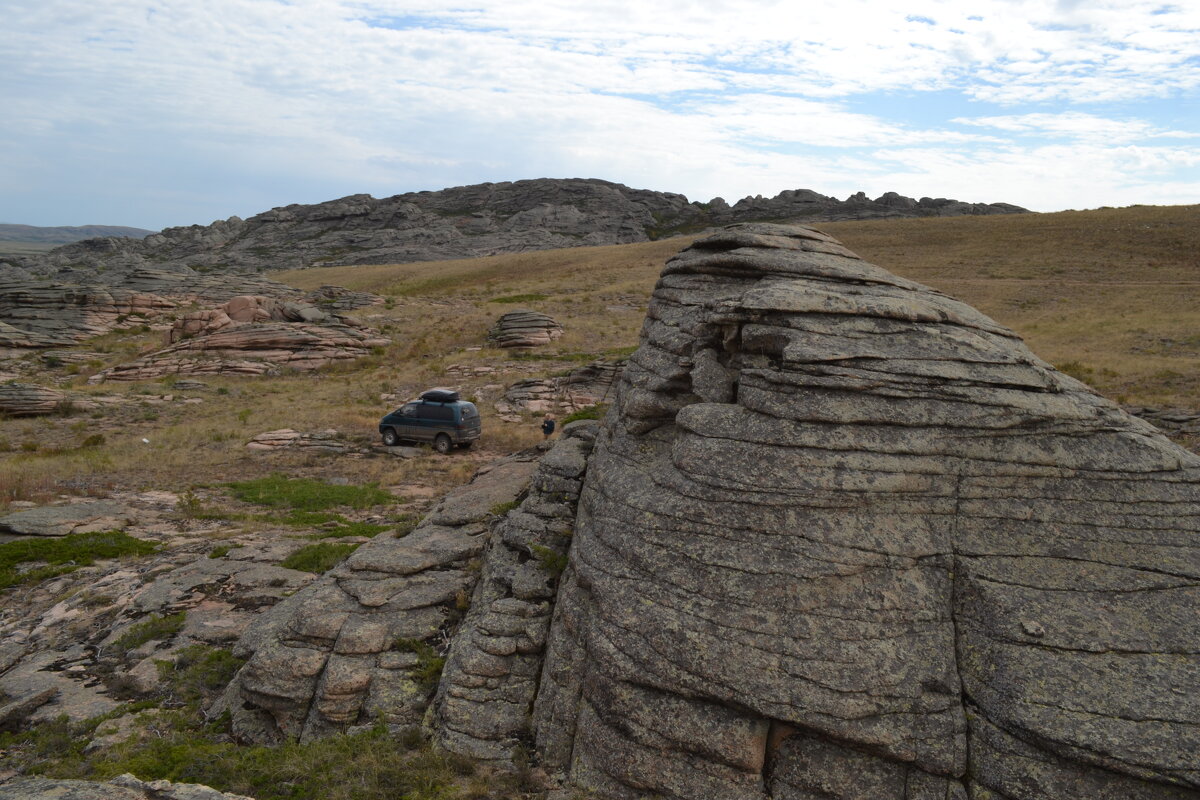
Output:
top-left (422, 405), bottom-right (454, 421)
top-left (400, 403), bottom-right (418, 417)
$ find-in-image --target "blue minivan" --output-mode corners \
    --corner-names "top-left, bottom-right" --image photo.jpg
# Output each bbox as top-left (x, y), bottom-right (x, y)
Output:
top-left (379, 389), bottom-right (481, 453)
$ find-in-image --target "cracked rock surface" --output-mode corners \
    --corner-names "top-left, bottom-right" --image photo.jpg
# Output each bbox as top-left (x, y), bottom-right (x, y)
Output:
top-left (530, 223), bottom-right (1200, 799)
top-left (217, 452), bottom-right (541, 743)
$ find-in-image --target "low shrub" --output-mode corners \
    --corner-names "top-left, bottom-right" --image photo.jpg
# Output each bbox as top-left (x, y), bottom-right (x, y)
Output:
top-left (393, 638), bottom-right (446, 695)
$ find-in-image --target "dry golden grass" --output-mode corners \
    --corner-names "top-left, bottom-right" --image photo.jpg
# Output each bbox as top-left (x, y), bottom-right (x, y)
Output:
top-left (820, 205), bottom-right (1200, 406)
top-left (3, 204), bottom-right (1196, 508)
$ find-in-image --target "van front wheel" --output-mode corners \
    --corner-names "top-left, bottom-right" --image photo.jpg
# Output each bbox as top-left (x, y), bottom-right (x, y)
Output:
top-left (382, 428), bottom-right (400, 446)
top-left (434, 434), bottom-right (452, 455)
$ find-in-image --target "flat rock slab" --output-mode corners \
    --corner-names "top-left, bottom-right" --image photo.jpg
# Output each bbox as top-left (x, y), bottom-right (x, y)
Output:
top-left (0, 775), bottom-right (254, 800)
top-left (0, 501), bottom-right (136, 537)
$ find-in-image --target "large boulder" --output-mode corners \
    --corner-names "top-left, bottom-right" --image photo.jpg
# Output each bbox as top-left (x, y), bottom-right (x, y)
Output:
top-left (529, 223), bottom-right (1200, 799)
top-left (487, 309), bottom-right (564, 349)
top-left (0, 382), bottom-right (71, 417)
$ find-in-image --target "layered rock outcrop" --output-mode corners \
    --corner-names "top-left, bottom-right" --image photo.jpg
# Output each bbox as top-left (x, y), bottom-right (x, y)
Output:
top-left (0, 271), bottom-right (299, 358)
top-left (0, 382), bottom-right (71, 417)
top-left (495, 360), bottom-right (623, 420)
top-left (526, 224), bottom-right (1199, 799)
top-left (87, 322), bottom-right (388, 382)
top-left (487, 310), bottom-right (564, 349)
top-left (2, 179), bottom-right (1027, 278)
top-left (216, 451), bottom-right (543, 743)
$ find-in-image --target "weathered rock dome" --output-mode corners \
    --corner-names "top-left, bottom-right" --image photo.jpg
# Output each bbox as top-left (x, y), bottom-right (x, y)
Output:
top-left (531, 223), bottom-right (1200, 799)
top-left (215, 223), bottom-right (1197, 800)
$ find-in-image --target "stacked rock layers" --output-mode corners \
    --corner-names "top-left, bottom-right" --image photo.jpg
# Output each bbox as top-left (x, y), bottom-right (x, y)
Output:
top-left (530, 223), bottom-right (1200, 799)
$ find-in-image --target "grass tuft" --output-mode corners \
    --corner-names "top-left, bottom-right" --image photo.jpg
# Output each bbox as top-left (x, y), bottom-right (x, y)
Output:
top-left (280, 542), bottom-right (359, 573)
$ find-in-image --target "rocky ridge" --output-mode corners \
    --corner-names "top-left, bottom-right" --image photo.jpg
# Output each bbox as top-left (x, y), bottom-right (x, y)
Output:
top-left (1, 179), bottom-right (1027, 279)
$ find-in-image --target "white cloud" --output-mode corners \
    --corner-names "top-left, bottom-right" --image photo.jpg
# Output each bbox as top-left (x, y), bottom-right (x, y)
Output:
top-left (0, 0), bottom-right (1196, 226)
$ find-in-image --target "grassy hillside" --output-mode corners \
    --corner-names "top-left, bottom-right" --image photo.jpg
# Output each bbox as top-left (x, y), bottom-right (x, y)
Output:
top-left (2, 204), bottom-right (1196, 507)
top-left (277, 203), bottom-right (1200, 409)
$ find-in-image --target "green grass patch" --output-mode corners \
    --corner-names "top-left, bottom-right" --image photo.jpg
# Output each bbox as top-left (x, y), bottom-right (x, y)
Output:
top-left (488, 292), bottom-right (548, 303)
top-left (226, 475), bottom-right (393, 512)
top-left (280, 542), bottom-right (359, 573)
top-left (3, 713), bottom-right (504, 800)
top-left (0, 531), bottom-right (158, 591)
top-left (112, 613), bottom-right (186, 656)
top-left (393, 638), bottom-right (446, 695)
top-left (561, 403), bottom-right (608, 424)
top-left (154, 645), bottom-right (245, 707)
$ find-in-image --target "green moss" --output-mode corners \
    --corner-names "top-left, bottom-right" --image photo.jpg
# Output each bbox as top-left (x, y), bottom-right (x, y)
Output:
top-left (226, 475), bottom-right (393, 512)
top-left (0, 531), bottom-right (158, 591)
top-left (280, 542), bottom-right (359, 573)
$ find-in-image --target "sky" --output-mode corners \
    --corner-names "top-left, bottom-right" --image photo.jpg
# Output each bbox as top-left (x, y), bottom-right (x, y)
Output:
top-left (1, 0), bottom-right (1197, 230)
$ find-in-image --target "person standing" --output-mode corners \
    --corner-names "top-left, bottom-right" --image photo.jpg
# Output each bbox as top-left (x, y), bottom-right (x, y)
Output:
top-left (541, 415), bottom-right (556, 440)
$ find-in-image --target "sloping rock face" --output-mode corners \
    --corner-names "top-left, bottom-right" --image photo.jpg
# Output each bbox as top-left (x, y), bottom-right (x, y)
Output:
top-left (530, 224), bottom-right (1200, 799)
top-left (487, 309), bottom-right (564, 349)
top-left (430, 422), bottom-right (595, 762)
top-left (217, 452), bottom-right (542, 743)
top-left (0, 774), bottom-right (253, 800)
top-left (2, 179), bottom-right (1027, 278)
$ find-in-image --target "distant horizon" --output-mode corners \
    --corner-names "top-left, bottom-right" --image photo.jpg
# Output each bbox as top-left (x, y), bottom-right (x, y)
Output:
top-left (6, 177), bottom-right (1198, 234)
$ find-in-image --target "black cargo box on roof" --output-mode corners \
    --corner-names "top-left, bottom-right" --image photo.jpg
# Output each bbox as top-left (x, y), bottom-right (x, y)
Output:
top-left (420, 388), bottom-right (460, 403)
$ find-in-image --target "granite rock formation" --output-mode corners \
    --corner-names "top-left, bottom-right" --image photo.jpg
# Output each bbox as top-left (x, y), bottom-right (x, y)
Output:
top-left (88, 319), bottom-right (388, 382)
top-left (0, 271), bottom-right (300, 359)
top-left (430, 423), bottom-right (594, 762)
top-left (487, 310), bottom-right (564, 349)
top-left (2, 179), bottom-right (1027, 279)
top-left (0, 382), bottom-right (72, 417)
top-left (495, 360), bottom-right (623, 420)
top-left (215, 451), bottom-right (544, 743)
top-left (523, 224), bottom-right (1200, 799)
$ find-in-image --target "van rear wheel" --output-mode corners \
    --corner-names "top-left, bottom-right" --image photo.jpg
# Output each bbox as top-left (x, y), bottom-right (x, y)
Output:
top-left (434, 434), bottom-right (452, 455)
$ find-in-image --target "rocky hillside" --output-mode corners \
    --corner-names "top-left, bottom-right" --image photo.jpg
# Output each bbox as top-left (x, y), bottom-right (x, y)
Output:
top-left (0, 179), bottom-right (1026, 279)
top-left (0, 224), bottom-right (154, 244)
